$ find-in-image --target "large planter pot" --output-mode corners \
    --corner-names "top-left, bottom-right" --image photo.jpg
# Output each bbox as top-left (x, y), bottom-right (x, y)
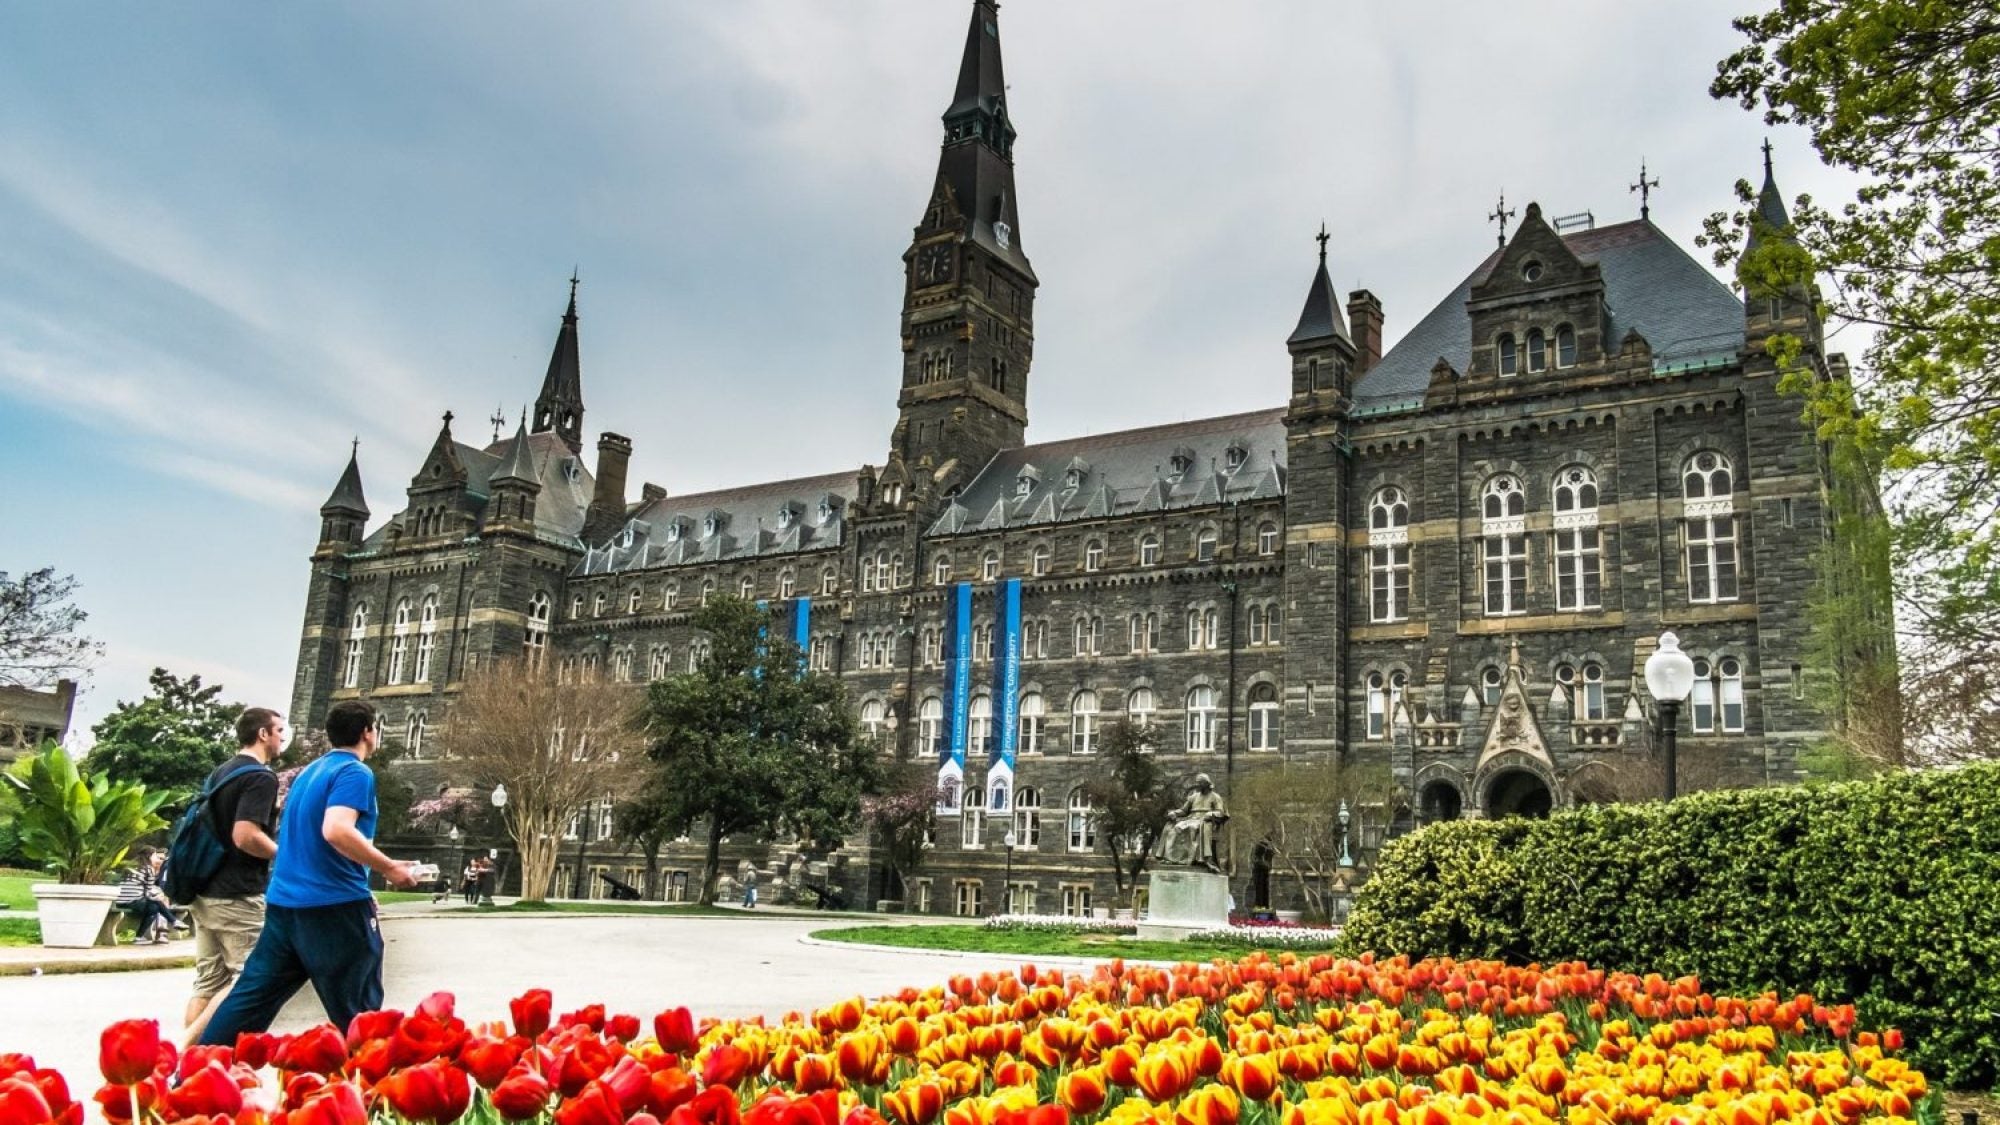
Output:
top-left (31, 883), bottom-right (120, 948)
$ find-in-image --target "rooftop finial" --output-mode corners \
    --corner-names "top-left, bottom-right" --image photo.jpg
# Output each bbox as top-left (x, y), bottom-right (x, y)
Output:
top-left (1761, 137), bottom-right (1775, 180)
top-left (489, 404), bottom-right (506, 443)
top-left (1315, 222), bottom-right (1330, 265)
top-left (567, 268), bottom-right (580, 315)
top-left (1631, 158), bottom-right (1660, 221)
top-left (1489, 191), bottom-right (1516, 248)
top-left (350, 436), bottom-right (359, 458)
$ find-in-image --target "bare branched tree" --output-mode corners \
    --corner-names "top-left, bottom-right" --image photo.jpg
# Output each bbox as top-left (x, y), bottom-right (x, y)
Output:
top-left (1229, 758), bottom-right (1398, 921)
top-left (0, 568), bottom-right (102, 689)
top-left (438, 659), bottom-right (644, 901)
top-left (1897, 640), bottom-right (2000, 766)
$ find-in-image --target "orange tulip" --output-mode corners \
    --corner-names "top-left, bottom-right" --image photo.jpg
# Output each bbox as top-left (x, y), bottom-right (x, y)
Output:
top-left (1056, 1069), bottom-right (1108, 1116)
top-left (1135, 1053), bottom-right (1194, 1103)
top-left (1221, 1055), bottom-right (1280, 1103)
top-left (1175, 1086), bottom-right (1242, 1125)
top-left (883, 1082), bottom-right (945, 1125)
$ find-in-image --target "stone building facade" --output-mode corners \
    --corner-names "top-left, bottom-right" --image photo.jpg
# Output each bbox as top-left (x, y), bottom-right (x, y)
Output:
top-left (290, 1), bottom-right (1878, 912)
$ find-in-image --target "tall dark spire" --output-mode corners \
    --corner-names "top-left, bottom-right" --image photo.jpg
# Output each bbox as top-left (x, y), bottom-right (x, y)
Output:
top-left (1751, 138), bottom-right (1793, 237)
top-left (532, 273), bottom-right (584, 455)
top-left (931, 0), bottom-right (1033, 280)
top-left (321, 442), bottom-right (369, 518)
top-left (1289, 224), bottom-right (1351, 348)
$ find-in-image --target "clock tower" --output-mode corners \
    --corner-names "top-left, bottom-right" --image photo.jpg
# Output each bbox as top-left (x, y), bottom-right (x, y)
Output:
top-left (889, 0), bottom-right (1037, 503)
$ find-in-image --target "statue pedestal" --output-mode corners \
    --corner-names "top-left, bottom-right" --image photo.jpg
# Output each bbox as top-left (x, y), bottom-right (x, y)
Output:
top-left (1134, 868), bottom-right (1230, 942)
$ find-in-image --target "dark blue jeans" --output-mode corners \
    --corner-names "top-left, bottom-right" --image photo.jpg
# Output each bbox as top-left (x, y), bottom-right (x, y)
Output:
top-left (122, 898), bottom-right (175, 937)
top-left (197, 899), bottom-right (383, 1044)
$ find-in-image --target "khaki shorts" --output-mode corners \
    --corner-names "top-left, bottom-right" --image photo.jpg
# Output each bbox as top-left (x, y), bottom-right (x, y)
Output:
top-left (189, 895), bottom-right (265, 1000)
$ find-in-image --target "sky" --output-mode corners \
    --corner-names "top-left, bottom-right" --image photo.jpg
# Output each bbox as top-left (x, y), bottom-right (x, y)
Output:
top-left (0, 2), bottom-right (1863, 743)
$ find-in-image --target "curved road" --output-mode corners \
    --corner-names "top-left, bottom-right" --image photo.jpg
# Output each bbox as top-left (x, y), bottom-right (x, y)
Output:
top-left (0, 913), bottom-right (1038, 1094)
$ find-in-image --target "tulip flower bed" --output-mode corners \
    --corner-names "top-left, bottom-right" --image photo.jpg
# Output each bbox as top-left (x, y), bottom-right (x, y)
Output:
top-left (0, 955), bottom-right (1933, 1125)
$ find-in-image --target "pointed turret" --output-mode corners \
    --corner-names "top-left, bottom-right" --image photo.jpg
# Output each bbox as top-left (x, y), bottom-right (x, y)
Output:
top-left (317, 441), bottom-right (369, 553)
top-left (489, 415), bottom-right (543, 532)
top-left (930, 0), bottom-right (1032, 278)
top-left (1746, 138), bottom-right (1794, 250)
top-left (1287, 225), bottom-right (1358, 408)
top-left (1741, 140), bottom-right (1818, 334)
top-left (532, 275), bottom-right (585, 455)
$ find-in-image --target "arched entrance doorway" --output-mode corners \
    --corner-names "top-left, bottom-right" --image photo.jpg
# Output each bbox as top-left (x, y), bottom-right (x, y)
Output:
top-left (1485, 769), bottom-right (1553, 818)
top-left (1419, 781), bottom-right (1463, 824)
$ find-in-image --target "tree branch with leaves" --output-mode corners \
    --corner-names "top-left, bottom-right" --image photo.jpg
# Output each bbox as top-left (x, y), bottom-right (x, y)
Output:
top-left (0, 568), bottom-right (102, 690)
top-left (1079, 719), bottom-right (1181, 909)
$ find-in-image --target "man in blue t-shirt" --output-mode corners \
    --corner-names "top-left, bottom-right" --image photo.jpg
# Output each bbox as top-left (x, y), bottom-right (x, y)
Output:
top-left (199, 700), bottom-right (421, 1043)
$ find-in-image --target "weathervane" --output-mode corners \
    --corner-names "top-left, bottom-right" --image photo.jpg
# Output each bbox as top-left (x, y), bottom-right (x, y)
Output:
top-left (1631, 159), bottom-right (1661, 221)
top-left (1489, 192), bottom-right (1516, 248)
top-left (490, 405), bottom-right (507, 443)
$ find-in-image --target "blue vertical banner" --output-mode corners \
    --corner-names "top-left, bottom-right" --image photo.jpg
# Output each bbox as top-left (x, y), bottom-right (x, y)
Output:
top-left (937, 582), bottom-right (973, 814)
top-left (791, 596), bottom-right (811, 662)
top-left (988, 578), bottom-right (1021, 813)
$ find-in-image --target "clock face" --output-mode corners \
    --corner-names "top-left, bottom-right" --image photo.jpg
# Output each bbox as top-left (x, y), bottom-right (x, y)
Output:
top-left (916, 244), bottom-right (954, 286)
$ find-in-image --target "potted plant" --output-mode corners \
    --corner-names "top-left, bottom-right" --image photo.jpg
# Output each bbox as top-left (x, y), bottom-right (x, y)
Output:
top-left (5, 745), bottom-right (170, 947)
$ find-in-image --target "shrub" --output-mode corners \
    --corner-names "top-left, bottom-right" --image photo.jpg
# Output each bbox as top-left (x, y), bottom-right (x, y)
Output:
top-left (1344, 763), bottom-right (2000, 1087)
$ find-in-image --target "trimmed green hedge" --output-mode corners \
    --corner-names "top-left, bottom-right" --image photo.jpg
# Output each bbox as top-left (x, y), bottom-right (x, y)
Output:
top-left (1345, 763), bottom-right (2000, 1088)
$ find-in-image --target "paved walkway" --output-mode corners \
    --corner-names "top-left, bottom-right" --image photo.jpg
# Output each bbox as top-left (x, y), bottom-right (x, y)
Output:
top-left (0, 908), bottom-right (1045, 1094)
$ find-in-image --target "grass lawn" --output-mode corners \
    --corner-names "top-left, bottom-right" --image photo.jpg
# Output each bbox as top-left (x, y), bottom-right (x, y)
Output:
top-left (811, 924), bottom-right (1339, 962)
top-left (0, 917), bottom-right (41, 946)
top-left (0, 868), bottom-right (48, 911)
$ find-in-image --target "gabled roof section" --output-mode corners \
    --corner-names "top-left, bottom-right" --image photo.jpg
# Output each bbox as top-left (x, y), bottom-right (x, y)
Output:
top-left (1352, 218), bottom-right (1746, 413)
top-left (410, 413), bottom-right (469, 490)
top-left (492, 417), bottom-right (540, 487)
top-left (321, 444), bottom-right (369, 517)
top-left (577, 469), bottom-right (856, 576)
top-left (927, 408), bottom-right (1287, 536)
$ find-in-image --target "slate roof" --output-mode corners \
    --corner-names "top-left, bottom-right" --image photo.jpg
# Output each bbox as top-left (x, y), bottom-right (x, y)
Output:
top-left (1288, 256), bottom-right (1350, 347)
top-left (1350, 219), bottom-right (1746, 414)
top-left (356, 429), bottom-right (594, 553)
top-left (577, 470), bottom-right (856, 576)
top-left (928, 408), bottom-right (1287, 536)
top-left (320, 449), bottom-right (369, 516)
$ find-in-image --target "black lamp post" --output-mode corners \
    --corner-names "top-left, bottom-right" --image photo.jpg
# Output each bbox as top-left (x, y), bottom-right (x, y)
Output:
top-left (1644, 631), bottom-right (1696, 800)
top-left (482, 784), bottom-right (507, 906)
top-left (1002, 830), bottom-right (1017, 915)
top-left (573, 802), bottom-right (594, 900)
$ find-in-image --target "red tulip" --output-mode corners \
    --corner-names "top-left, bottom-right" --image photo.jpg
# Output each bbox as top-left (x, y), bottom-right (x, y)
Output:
top-left (378, 1059), bottom-right (472, 1124)
top-left (91, 1078), bottom-right (160, 1125)
top-left (702, 1044), bottom-right (754, 1090)
top-left (460, 1037), bottom-right (525, 1090)
top-left (601, 1055), bottom-right (655, 1116)
top-left (668, 1085), bottom-right (743, 1125)
top-left (648, 1067), bottom-right (699, 1119)
top-left (345, 1010), bottom-right (400, 1048)
top-left (512, 991), bottom-right (554, 1040)
top-left (166, 1062), bottom-right (244, 1120)
top-left (234, 1033), bottom-right (276, 1072)
top-left (0, 1075), bottom-right (52, 1125)
top-left (283, 1073), bottom-right (328, 1111)
top-left (563, 1005), bottom-right (608, 1034)
top-left (289, 1081), bottom-right (367, 1125)
top-left (552, 1035), bottom-right (619, 1098)
top-left (491, 1070), bottom-right (552, 1122)
top-left (276, 1027), bottom-right (348, 1075)
top-left (99, 1021), bottom-right (163, 1086)
top-left (553, 1082), bottom-right (625, 1125)
top-left (417, 992), bottom-right (457, 1021)
top-left (655, 1008), bottom-right (699, 1055)
top-left (993, 1107), bottom-right (1068, 1125)
top-left (607, 1014), bottom-right (642, 1043)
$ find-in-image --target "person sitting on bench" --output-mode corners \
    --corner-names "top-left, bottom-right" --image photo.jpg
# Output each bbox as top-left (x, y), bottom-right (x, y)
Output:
top-left (116, 847), bottom-right (183, 944)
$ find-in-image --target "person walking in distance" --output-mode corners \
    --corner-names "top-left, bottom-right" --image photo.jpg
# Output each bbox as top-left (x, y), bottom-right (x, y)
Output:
top-left (182, 708), bottom-right (285, 1045)
top-left (197, 701), bottom-right (422, 1044)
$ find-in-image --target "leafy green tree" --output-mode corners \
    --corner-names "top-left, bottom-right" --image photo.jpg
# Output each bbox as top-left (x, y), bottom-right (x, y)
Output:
top-left (1079, 719), bottom-right (1181, 908)
top-left (612, 770), bottom-right (688, 900)
top-left (1703, 0), bottom-right (2000, 646)
top-left (860, 761), bottom-right (939, 905)
top-left (87, 669), bottom-right (243, 803)
top-left (0, 567), bottom-right (102, 689)
top-left (642, 596), bottom-right (877, 904)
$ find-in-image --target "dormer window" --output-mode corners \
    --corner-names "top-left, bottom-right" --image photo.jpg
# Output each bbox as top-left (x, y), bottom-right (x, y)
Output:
top-left (618, 525), bottom-right (635, 549)
top-left (1065, 467), bottom-right (1085, 489)
top-left (1015, 476), bottom-right (1033, 499)
top-left (561, 458), bottom-right (580, 484)
top-left (818, 499), bottom-right (835, 524)
top-left (703, 515), bottom-right (720, 538)
top-left (1169, 450), bottom-right (1194, 479)
top-left (777, 506), bottom-right (796, 530)
top-left (665, 521), bottom-right (682, 543)
top-left (1223, 445), bottom-right (1247, 472)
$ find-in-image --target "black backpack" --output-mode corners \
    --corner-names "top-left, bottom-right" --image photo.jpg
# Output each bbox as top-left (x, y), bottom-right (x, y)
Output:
top-left (161, 759), bottom-right (271, 905)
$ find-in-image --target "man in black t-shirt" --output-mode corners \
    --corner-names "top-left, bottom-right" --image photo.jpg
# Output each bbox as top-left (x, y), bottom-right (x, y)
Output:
top-left (182, 707), bottom-right (284, 1045)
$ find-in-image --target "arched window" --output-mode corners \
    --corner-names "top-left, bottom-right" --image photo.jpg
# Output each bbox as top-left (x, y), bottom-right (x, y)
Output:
top-left (413, 594), bottom-right (439, 681)
top-left (1013, 786), bottom-right (1041, 848)
top-left (343, 604), bottom-right (368, 689)
top-left (1257, 522), bottom-right (1280, 556)
top-left (388, 598), bottom-right (412, 684)
top-left (1497, 333), bottom-right (1518, 377)
top-left (738, 575), bottom-right (755, 599)
top-left (779, 571), bottom-right (796, 599)
top-left (1195, 528), bottom-right (1218, 561)
top-left (700, 579), bottom-right (715, 606)
top-left (969, 695), bottom-right (993, 757)
top-left (821, 568), bottom-right (838, 596)
top-left (524, 592), bottom-right (551, 667)
top-left (1185, 685), bottom-right (1217, 751)
top-left (1138, 534), bottom-right (1161, 567)
top-left (1019, 692), bottom-right (1045, 754)
top-left (405, 711), bottom-right (428, 760)
top-left (1527, 328), bottom-right (1548, 372)
top-left (890, 554), bottom-right (905, 588)
top-left (1480, 475), bottom-right (1526, 617)
top-left (593, 591), bottom-right (607, 617)
top-left (918, 697), bottom-right (944, 757)
top-left (982, 551), bottom-right (1001, 582)
top-left (1066, 789), bottom-right (1097, 852)
top-left (1369, 487), bottom-right (1412, 622)
top-left (1558, 662), bottom-right (1606, 720)
top-left (1031, 544), bottom-right (1051, 577)
top-left (1264, 603), bottom-right (1281, 645)
top-left (627, 587), bottom-right (642, 614)
top-left (933, 555), bottom-right (952, 587)
top-left (1684, 452), bottom-right (1740, 603)
top-left (1366, 670), bottom-right (1407, 740)
top-left (1071, 689), bottom-right (1099, 754)
top-left (859, 700), bottom-right (885, 740)
top-left (1555, 324), bottom-right (1577, 368)
top-left (1247, 604), bottom-right (1266, 645)
top-left (1692, 657), bottom-right (1746, 732)
top-left (1248, 683), bottom-right (1280, 751)
top-left (663, 583), bottom-right (680, 611)
top-left (570, 593), bottom-right (585, 621)
top-left (648, 644), bottom-right (671, 680)
top-left (1553, 465), bottom-right (1603, 611)
top-left (860, 553), bottom-right (877, 593)
top-left (611, 646), bottom-right (633, 682)
top-left (1083, 540), bottom-right (1105, 572)
top-left (1481, 665), bottom-right (1503, 707)
top-left (1125, 686), bottom-right (1155, 728)
top-left (1073, 615), bottom-right (1102, 656)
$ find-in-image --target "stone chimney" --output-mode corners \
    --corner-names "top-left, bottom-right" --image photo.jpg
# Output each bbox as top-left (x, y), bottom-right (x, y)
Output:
top-left (1347, 290), bottom-right (1384, 375)
top-left (586, 432), bottom-right (632, 541)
